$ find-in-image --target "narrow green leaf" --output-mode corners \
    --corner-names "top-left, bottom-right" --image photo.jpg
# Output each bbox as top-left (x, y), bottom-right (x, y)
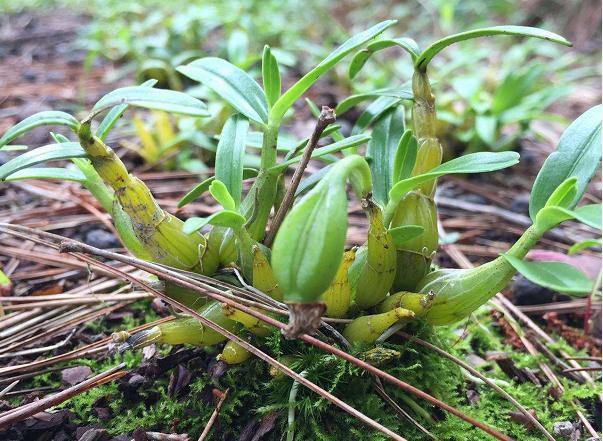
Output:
top-left (535, 204), bottom-right (602, 232)
top-left (529, 105), bottom-right (602, 220)
top-left (178, 176), bottom-right (214, 208)
top-left (366, 106), bottom-right (405, 205)
top-left (1, 145), bottom-right (28, 151)
top-left (285, 124), bottom-right (343, 159)
top-left (349, 37), bottom-right (420, 79)
top-left (215, 114), bottom-right (249, 207)
top-left (534, 206), bottom-right (575, 232)
top-left (270, 20), bottom-right (396, 121)
top-left (177, 169), bottom-right (258, 208)
top-left (305, 98), bottom-right (321, 117)
top-left (270, 134), bottom-right (371, 173)
top-left (393, 129), bottom-right (418, 183)
top-left (336, 84), bottom-right (413, 115)
top-left (244, 131), bottom-right (296, 151)
top-left (50, 132), bottom-right (70, 143)
top-left (262, 45), bottom-right (281, 108)
top-left (389, 225), bottom-right (424, 247)
top-left (416, 26), bottom-right (571, 71)
top-left (295, 163), bottom-right (334, 197)
top-left (389, 151), bottom-right (520, 204)
top-left (5, 167), bottom-right (86, 183)
top-left (352, 96), bottom-right (400, 135)
top-left (177, 57), bottom-right (268, 124)
top-left (183, 210), bottom-right (246, 234)
top-left (544, 177), bottom-right (578, 209)
top-left (503, 255), bottom-right (592, 295)
top-left (568, 239), bottom-right (602, 255)
top-left (0, 111), bottom-right (79, 149)
top-left (572, 204), bottom-right (602, 230)
top-left (0, 143), bottom-right (87, 180)
top-left (92, 86), bottom-right (209, 118)
top-left (96, 79), bottom-right (157, 140)
top-left (209, 180), bottom-right (236, 211)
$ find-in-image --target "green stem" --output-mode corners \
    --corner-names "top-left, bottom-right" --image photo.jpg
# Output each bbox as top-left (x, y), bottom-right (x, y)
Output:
top-left (411, 70), bottom-right (436, 140)
top-left (287, 369), bottom-right (308, 441)
top-left (504, 224), bottom-right (542, 260)
top-left (72, 158), bottom-right (114, 213)
top-left (241, 122), bottom-right (280, 241)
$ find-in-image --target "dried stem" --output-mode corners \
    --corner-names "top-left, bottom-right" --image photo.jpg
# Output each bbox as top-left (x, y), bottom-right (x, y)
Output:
top-left (197, 388), bottom-right (229, 441)
top-left (0, 364), bottom-right (127, 428)
top-left (264, 106), bottom-right (336, 247)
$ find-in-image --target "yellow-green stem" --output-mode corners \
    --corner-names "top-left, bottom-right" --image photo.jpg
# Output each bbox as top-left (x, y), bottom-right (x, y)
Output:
top-left (241, 123), bottom-right (280, 241)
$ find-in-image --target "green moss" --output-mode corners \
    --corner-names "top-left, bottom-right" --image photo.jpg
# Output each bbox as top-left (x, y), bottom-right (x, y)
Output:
top-left (32, 312), bottom-right (599, 440)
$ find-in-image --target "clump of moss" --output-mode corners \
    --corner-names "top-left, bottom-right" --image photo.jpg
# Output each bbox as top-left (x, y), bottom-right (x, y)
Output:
top-left (27, 305), bottom-right (600, 440)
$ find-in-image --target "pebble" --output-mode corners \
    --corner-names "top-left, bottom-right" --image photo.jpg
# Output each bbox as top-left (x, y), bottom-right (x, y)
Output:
top-left (84, 229), bottom-right (120, 249)
top-left (78, 428), bottom-right (109, 441)
top-left (552, 421), bottom-right (575, 438)
top-left (510, 276), bottom-right (566, 305)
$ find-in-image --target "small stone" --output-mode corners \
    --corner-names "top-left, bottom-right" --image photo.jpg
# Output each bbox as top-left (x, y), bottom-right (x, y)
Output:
top-left (62, 366), bottom-right (92, 386)
top-left (78, 428), bottom-right (109, 441)
top-left (510, 276), bottom-right (567, 306)
top-left (128, 374), bottom-right (145, 387)
top-left (552, 421), bottom-right (576, 438)
top-left (84, 229), bottom-right (120, 249)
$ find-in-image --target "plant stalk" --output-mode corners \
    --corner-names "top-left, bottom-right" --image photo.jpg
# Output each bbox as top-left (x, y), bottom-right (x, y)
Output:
top-left (240, 122), bottom-right (280, 241)
top-left (264, 106), bottom-right (336, 247)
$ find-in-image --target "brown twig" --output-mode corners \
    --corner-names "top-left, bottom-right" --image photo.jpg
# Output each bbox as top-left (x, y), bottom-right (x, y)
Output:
top-left (0, 224), bottom-right (516, 441)
top-left (562, 367), bottom-right (601, 373)
top-left (197, 388), bottom-right (229, 441)
top-left (0, 292), bottom-right (151, 310)
top-left (0, 363), bottom-right (127, 428)
top-left (0, 317), bottom-right (173, 377)
top-left (264, 106), bottom-right (336, 247)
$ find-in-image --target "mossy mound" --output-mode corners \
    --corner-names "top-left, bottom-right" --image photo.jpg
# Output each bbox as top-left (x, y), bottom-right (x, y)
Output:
top-left (52, 312), bottom-right (599, 440)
